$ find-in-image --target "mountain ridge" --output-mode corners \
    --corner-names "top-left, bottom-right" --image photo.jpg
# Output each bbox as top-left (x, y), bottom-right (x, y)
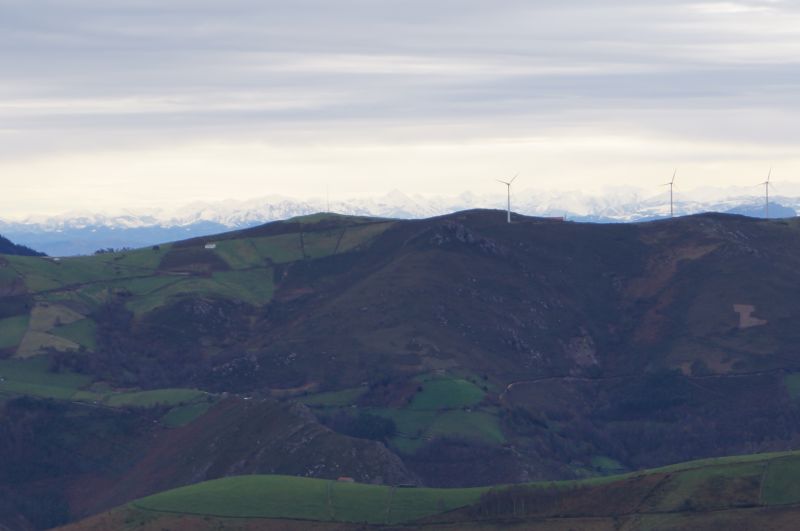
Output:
top-left (2, 190), bottom-right (798, 256)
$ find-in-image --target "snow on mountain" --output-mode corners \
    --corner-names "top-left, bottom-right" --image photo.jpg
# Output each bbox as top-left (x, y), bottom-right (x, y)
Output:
top-left (2, 188), bottom-right (797, 256)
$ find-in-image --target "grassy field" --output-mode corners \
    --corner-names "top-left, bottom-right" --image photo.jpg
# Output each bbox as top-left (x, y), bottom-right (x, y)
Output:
top-left (123, 271), bottom-right (273, 315)
top-left (250, 234), bottom-right (304, 264)
top-left (651, 461), bottom-right (764, 511)
top-left (136, 476), bottom-right (334, 520)
top-left (0, 262), bottom-right (21, 284)
top-left (129, 451), bottom-right (800, 526)
top-left (301, 375), bottom-right (501, 454)
top-left (409, 378), bottom-right (486, 410)
top-left (762, 455), bottom-right (800, 505)
top-left (52, 318), bottom-right (97, 350)
top-left (3, 216), bottom-right (390, 355)
top-left (213, 239), bottom-right (264, 269)
top-left (302, 230), bottom-right (342, 259)
top-left (0, 356), bottom-right (91, 399)
top-left (0, 355), bottom-right (215, 418)
top-left (336, 222), bottom-right (394, 253)
top-left (134, 475), bottom-right (487, 525)
top-left (0, 314), bottom-right (29, 349)
top-left (6, 253), bottom-right (163, 294)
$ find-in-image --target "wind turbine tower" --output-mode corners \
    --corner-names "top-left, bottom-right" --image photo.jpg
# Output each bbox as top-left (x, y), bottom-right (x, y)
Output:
top-left (761, 169), bottom-right (772, 219)
top-left (497, 174), bottom-right (517, 224)
top-left (664, 170), bottom-right (677, 218)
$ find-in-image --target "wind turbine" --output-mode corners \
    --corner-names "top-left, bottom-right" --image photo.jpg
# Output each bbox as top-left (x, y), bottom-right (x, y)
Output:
top-left (664, 169), bottom-right (677, 218)
top-left (497, 174), bottom-right (518, 224)
top-left (760, 168), bottom-right (773, 219)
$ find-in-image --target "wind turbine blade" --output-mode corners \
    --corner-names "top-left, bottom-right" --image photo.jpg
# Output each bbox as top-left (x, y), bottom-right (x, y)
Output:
top-left (767, 168), bottom-right (772, 183)
top-left (497, 179), bottom-right (510, 185)
top-left (510, 173), bottom-right (518, 184)
top-left (672, 169), bottom-right (677, 185)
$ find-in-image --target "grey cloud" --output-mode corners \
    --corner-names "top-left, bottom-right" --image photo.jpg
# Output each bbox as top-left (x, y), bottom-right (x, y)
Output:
top-left (1, 0), bottom-right (800, 154)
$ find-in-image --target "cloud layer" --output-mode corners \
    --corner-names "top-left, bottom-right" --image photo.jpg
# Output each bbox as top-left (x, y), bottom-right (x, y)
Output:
top-left (1, 0), bottom-right (799, 216)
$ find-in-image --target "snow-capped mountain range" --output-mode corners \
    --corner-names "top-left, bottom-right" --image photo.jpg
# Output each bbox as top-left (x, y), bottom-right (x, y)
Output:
top-left (2, 187), bottom-right (798, 256)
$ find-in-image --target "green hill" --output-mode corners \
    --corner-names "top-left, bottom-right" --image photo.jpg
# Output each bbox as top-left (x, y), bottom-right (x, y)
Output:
top-left (59, 451), bottom-right (800, 530)
top-left (5, 211), bottom-right (800, 529)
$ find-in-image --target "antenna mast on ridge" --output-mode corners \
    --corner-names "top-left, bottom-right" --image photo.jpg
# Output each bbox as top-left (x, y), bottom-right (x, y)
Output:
top-left (761, 168), bottom-right (772, 219)
top-left (664, 170), bottom-right (677, 218)
top-left (497, 174), bottom-right (518, 224)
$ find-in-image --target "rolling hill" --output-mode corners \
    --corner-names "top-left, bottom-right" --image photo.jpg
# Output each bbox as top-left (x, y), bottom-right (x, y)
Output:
top-left (60, 451), bottom-right (800, 530)
top-left (3, 210), bottom-right (800, 529)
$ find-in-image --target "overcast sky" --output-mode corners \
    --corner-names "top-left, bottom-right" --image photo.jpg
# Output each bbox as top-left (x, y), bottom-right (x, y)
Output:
top-left (1, 0), bottom-right (799, 218)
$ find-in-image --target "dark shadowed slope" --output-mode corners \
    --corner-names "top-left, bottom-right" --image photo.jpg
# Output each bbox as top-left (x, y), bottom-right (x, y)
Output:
top-left (0, 235), bottom-right (43, 256)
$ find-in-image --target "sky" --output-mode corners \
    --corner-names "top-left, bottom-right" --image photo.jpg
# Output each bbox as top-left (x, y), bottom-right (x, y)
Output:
top-left (1, 0), bottom-right (800, 218)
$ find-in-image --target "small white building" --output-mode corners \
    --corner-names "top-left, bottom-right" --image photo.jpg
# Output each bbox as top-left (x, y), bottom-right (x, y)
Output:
top-left (204, 243), bottom-right (217, 250)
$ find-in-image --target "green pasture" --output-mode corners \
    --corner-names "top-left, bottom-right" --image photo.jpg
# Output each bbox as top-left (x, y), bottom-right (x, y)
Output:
top-left (6, 254), bottom-right (159, 294)
top-left (762, 455), bottom-right (800, 505)
top-left (36, 288), bottom-right (101, 314)
top-left (410, 378), bottom-right (486, 410)
top-left (124, 269), bottom-right (274, 315)
top-left (133, 475), bottom-right (486, 524)
top-left (0, 356), bottom-right (91, 400)
top-left (367, 406), bottom-right (504, 453)
top-left (213, 239), bottom-right (264, 269)
top-left (102, 246), bottom-right (169, 271)
top-left (52, 318), bottom-right (97, 350)
top-left (116, 450), bottom-right (800, 527)
top-left (301, 230), bottom-right (341, 259)
top-left (250, 234), bottom-right (304, 264)
top-left (136, 476), bottom-right (332, 520)
top-left (0, 263), bottom-right (20, 284)
top-left (0, 315), bottom-right (29, 349)
top-left (336, 222), bottom-right (394, 253)
top-left (388, 486), bottom-right (485, 523)
top-left (299, 375), bottom-right (500, 454)
top-left (652, 461), bottom-right (765, 511)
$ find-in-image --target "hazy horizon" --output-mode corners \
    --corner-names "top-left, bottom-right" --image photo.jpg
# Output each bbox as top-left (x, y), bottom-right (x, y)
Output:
top-left (2, 181), bottom-right (798, 223)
